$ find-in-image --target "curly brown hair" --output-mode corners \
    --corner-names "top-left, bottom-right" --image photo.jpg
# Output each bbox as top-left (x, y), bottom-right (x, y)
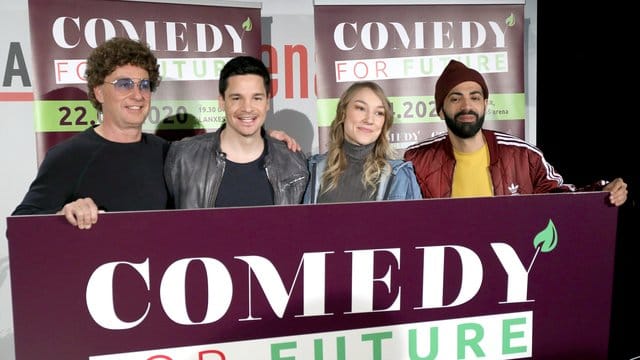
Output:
top-left (85, 37), bottom-right (160, 112)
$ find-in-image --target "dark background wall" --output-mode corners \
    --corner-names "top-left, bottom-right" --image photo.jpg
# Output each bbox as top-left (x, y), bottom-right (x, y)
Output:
top-left (537, 4), bottom-right (638, 359)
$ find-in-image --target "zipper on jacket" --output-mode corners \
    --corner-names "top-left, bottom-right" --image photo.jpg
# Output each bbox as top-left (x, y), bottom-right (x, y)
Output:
top-left (209, 153), bottom-right (226, 208)
top-left (310, 162), bottom-right (318, 203)
top-left (285, 175), bottom-right (306, 187)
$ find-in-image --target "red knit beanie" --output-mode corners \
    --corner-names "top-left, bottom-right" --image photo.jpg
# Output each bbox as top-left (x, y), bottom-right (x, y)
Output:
top-left (435, 60), bottom-right (489, 113)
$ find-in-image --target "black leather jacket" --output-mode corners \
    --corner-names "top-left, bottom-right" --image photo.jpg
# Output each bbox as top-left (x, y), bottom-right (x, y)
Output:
top-left (164, 125), bottom-right (309, 208)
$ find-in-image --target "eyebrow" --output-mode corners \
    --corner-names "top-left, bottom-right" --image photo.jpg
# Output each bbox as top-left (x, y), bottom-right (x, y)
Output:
top-left (449, 90), bottom-right (483, 97)
top-left (228, 92), bottom-right (266, 97)
top-left (353, 99), bottom-right (384, 108)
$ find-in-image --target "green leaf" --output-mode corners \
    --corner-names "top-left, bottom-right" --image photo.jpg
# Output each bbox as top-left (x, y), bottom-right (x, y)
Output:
top-left (506, 13), bottom-right (516, 27)
top-left (242, 17), bottom-right (253, 31)
top-left (532, 219), bottom-right (558, 253)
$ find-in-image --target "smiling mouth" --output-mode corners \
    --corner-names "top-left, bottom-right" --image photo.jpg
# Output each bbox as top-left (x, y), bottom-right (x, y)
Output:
top-left (456, 115), bottom-right (476, 123)
top-left (237, 114), bottom-right (258, 122)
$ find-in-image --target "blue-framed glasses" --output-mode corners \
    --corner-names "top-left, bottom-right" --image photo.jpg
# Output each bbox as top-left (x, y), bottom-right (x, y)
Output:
top-left (105, 78), bottom-right (152, 94)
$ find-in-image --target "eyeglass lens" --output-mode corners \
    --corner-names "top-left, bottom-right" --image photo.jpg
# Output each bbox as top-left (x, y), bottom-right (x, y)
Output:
top-left (112, 78), bottom-right (151, 93)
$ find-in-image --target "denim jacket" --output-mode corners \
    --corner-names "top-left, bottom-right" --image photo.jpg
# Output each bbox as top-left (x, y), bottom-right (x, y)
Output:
top-left (303, 153), bottom-right (422, 203)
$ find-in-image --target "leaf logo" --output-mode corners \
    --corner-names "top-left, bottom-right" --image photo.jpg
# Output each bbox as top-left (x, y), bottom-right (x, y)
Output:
top-left (533, 219), bottom-right (558, 253)
top-left (527, 219), bottom-right (558, 272)
top-left (242, 17), bottom-right (253, 31)
top-left (506, 13), bottom-right (516, 27)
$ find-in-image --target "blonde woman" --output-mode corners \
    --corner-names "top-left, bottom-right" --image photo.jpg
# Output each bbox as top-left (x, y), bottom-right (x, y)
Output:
top-left (304, 81), bottom-right (421, 203)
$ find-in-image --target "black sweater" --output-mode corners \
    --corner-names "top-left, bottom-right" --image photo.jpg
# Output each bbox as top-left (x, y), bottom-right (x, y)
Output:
top-left (13, 127), bottom-right (169, 215)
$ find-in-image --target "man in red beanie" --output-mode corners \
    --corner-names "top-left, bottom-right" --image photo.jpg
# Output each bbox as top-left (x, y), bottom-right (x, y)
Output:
top-left (404, 59), bottom-right (628, 206)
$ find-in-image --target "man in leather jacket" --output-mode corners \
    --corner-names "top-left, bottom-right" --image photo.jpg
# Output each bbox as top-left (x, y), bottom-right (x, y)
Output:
top-left (164, 56), bottom-right (309, 209)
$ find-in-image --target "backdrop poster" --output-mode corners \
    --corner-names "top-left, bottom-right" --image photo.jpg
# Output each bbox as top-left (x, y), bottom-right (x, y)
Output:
top-left (314, 3), bottom-right (525, 152)
top-left (8, 193), bottom-right (617, 359)
top-left (27, 0), bottom-right (262, 164)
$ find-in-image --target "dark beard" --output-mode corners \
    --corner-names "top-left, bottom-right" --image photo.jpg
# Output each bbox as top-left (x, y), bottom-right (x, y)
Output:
top-left (444, 110), bottom-right (485, 139)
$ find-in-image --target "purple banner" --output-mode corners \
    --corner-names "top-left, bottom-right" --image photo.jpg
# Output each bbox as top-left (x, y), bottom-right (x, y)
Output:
top-left (27, 0), bottom-right (262, 164)
top-left (314, 4), bottom-right (525, 152)
top-left (7, 193), bottom-right (617, 359)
